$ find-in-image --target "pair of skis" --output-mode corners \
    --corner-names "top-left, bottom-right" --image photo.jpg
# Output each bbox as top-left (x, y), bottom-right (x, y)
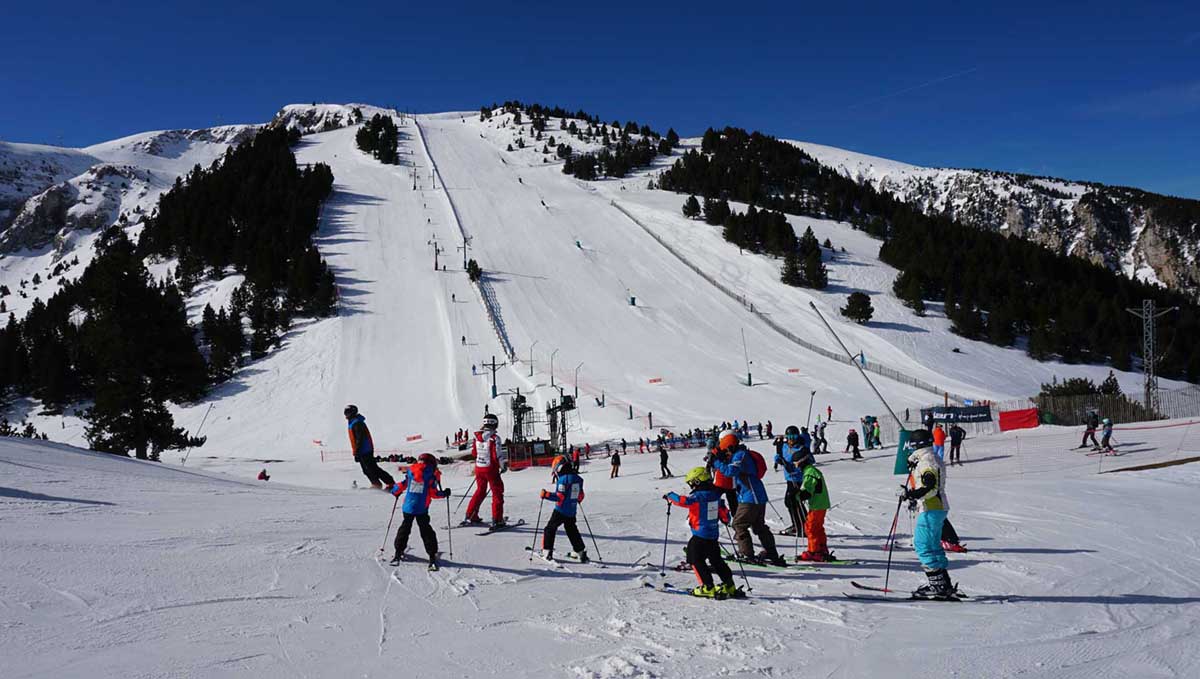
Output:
top-left (843, 581), bottom-right (965, 602)
top-left (456, 517), bottom-right (527, 535)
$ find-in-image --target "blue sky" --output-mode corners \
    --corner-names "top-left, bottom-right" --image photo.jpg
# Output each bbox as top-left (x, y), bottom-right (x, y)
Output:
top-left (3, 1), bottom-right (1197, 198)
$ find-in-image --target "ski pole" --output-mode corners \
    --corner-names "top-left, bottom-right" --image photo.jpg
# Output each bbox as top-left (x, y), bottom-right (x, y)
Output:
top-left (767, 499), bottom-right (787, 525)
top-left (881, 494), bottom-right (904, 593)
top-left (723, 520), bottom-right (752, 592)
top-left (578, 503), bottom-right (603, 562)
top-left (659, 501), bottom-right (672, 577)
top-left (379, 493), bottom-right (400, 555)
top-left (455, 476), bottom-right (477, 513)
top-left (445, 493), bottom-right (453, 558)
top-left (528, 496), bottom-right (545, 561)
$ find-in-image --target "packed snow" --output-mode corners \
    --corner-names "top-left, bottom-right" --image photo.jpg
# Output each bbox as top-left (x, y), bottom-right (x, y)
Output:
top-left (3, 421), bottom-right (1199, 678)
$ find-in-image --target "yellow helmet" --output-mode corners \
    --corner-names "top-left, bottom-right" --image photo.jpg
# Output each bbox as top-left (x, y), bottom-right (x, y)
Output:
top-left (685, 467), bottom-right (712, 486)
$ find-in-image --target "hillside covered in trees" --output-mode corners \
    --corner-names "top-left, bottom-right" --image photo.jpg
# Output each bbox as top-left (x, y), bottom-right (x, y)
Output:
top-left (658, 127), bottom-right (1200, 381)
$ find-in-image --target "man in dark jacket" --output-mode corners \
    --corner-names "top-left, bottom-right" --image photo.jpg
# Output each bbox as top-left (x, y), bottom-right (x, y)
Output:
top-left (345, 405), bottom-right (394, 490)
top-left (948, 424), bottom-right (966, 465)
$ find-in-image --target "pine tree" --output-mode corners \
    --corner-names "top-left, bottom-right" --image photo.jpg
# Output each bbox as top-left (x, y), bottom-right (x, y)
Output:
top-left (841, 292), bottom-right (874, 324)
top-left (780, 249), bottom-right (803, 286)
top-left (682, 196), bottom-right (701, 219)
top-left (802, 250), bottom-right (828, 289)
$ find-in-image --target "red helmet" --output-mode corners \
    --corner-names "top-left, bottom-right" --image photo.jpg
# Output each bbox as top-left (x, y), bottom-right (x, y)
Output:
top-left (418, 453), bottom-right (438, 467)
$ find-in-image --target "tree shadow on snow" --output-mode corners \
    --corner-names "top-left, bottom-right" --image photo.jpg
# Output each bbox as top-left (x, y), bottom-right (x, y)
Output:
top-left (867, 321), bottom-right (928, 333)
top-left (0, 486), bottom-right (114, 506)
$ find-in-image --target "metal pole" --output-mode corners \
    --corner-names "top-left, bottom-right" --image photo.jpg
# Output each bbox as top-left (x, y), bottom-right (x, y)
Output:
top-left (550, 349), bottom-right (559, 387)
top-left (181, 403), bottom-right (215, 466)
top-left (741, 328), bottom-right (752, 387)
top-left (574, 362), bottom-right (583, 400)
top-left (809, 302), bottom-right (903, 426)
top-left (529, 340), bottom-right (538, 377)
top-left (805, 390), bottom-right (816, 429)
top-left (579, 503), bottom-right (603, 562)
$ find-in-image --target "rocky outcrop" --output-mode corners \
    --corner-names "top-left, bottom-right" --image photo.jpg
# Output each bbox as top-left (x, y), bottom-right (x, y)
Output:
top-left (0, 164), bottom-right (143, 255)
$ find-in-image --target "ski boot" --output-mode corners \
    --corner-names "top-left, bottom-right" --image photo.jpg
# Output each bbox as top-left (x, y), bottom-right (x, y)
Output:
top-left (388, 553), bottom-right (405, 567)
top-left (427, 554), bottom-right (440, 572)
top-left (798, 550), bottom-right (836, 562)
top-left (942, 540), bottom-right (969, 553)
top-left (690, 584), bottom-right (721, 599)
top-left (490, 518), bottom-right (508, 530)
top-left (762, 552), bottom-right (788, 568)
top-left (913, 568), bottom-right (957, 600)
top-left (464, 516), bottom-right (484, 526)
top-left (576, 550), bottom-right (590, 564)
top-left (371, 481), bottom-right (384, 491)
top-left (716, 582), bottom-right (743, 599)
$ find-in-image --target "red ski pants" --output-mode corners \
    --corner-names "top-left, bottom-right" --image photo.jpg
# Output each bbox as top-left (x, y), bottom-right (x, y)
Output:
top-left (465, 466), bottom-right (504, 522)
top-left (806, 509), bottom-right (828, 555)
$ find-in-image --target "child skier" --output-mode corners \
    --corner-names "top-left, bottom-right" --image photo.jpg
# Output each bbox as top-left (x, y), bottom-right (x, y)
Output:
top-left (792, 456), bottom-right (833, 562)
top-left (1101, 417), bottom-right (1115, 453)
top-left (664, 467), bottom-right (740, 599)
top-left (775, 426), bottom-right (809, 536)
top-left (845, 428), bottom-right (861, 460)
top-left (899, 430), bottom-right (960, 599)
top-left (388, 453), bottom-right (450, 570)
top-left (538, 460), bottom-right (589, 563)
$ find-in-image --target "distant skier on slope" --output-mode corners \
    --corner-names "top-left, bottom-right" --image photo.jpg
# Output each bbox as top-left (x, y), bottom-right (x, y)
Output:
top-left (709, 430), bottom-right (785, 566)
top-left (464, 413), bottom-right (507, 527)
top-left (345, 405), bottom-right (395, 490)
top-left (610, 449), bottom-right (621, 478)
top-left (538, 459), bottom-right (588, 563)
top-left (845, 428), bottom-right (861, 460)
top-left (948, 424), bottom-right (966, 465)
top-left (388, 453), bottom-right (450, 570)
top-left (664, 467), bottom-right (739, 599)
top-left (899, 429), bottom-right (961, 599)
top-left (1080, 411), bottom-right (1100, 449)
top-left (658, 443), bottom-right (672, 478)
top-left (1100, 417), bottom-right (1115, 453)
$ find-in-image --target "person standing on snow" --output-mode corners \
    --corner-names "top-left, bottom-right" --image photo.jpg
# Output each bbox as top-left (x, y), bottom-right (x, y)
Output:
top-left (658, 443), bottom-right (672, 478)
top-left (791, 455), bottom-right (834, 562)
top-left (1100, 418), bottom-right (1115, 452)
top-left (845, 428), bottom-right (861, 460)
top-left (664, 467), bottom-right (740, 599)
top-left (899, 429), bottom-right (960, 599)
top-left (948, 424), bottom-right (966, 465)
top-left (538, 459), bottom-right (588, 563)
top-left (610, 449), bottom-right (621, 478)
top-left (932, 424), bottom-right (947, 460)
top-left (710, 430), bottom-right (784, 566)
top-left (388, 453), bottom-right (450, 570)
top-left (873, 420), bottom-right (882, 448)
top-left (465, 413), bottom-right (508, 527)
top-left (345, 405), bottom-right (395, 490)
top-left (1080, 412), bottom-right (1100, 449)
top-left (775, 426), bottom-right (810, 536)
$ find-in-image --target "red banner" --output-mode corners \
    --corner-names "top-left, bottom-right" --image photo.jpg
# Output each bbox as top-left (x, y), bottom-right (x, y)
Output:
top-left (406, 434), bottom-right (423, 442)
top-left (787, 368), bottom-right (801, 374)
top-left (647, 377), bottom-right (663, 384)
top-left (998, 408), bottom-right (1039, 432)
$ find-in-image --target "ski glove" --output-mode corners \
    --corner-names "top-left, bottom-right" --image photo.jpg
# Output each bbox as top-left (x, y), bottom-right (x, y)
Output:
top-left (443, 488), bottom-right (451, 497)
top-left (540, 490), bottom-right (551, 500)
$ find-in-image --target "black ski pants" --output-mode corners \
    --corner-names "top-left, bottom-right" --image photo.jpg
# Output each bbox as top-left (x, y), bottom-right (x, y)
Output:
top-left (732, 503), bottom-right (778, 560)
top-left (660, 463), bottom-right (672, 477)
top-left (358, 456), bottom-right (395, 487)
top-left (941, 517), bottom-right (960, 545)
top-left (783, 481), bottom-right (807, 536)
top-left (686, 535), bottom-right (733, 587)
top-left (543, 510), bottom-right (586, 554)
top-left (395, 512), bottom-right (438, 558)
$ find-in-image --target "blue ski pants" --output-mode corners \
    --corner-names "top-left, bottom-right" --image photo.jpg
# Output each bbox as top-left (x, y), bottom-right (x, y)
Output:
top-left (914, 509), bottom-right (949, 571)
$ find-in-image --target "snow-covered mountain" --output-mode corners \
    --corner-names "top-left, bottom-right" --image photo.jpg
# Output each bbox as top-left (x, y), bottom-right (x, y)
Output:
top-left (791, 141), bottom-right (1200, 297)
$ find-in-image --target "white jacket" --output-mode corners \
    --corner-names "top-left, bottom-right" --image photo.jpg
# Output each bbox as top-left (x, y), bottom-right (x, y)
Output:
top-left (907, 447), bottom-right (949, 513)
top-left (473, 430), bottom-right (506, 469)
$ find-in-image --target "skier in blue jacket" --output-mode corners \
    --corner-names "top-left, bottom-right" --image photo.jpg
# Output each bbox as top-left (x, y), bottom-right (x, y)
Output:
top-left (388, 453), bottom-right (450, 570)
top-left (538, 460), bottom-right (589, 562)
top-left (665, 467), bottom-right (740, 599)
top-left (775, 425), bottom-right (811, 536)
top-left (710, 430), bottom-right (784, 566)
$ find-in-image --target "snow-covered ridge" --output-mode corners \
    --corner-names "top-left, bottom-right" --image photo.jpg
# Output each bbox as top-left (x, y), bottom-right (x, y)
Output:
top-left (271, 103), bottom-right (396, 135)
top-left (787, 140), bottom-right (1200, 297)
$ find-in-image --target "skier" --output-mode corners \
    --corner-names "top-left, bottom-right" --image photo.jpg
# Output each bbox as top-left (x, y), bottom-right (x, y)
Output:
top-left (765, 420), bottom-right (773, 438)
top-left (257, 468), bottom-right (270, 481)
top-left (846, 428), bottom-right (861, 460)
top-left (620, 437), bottom-right (627, 453)
top-left (1080, 412), bottom-right (1100, 449)
top-left (1100, 417), bottom-right (1114, 453)
top-left (664, 467), bottom-right (739, 599)
top-left (817, 421), bottom-right (829, 453)
top-left (775, 426), bottom-right (809, 536)
top-left (772, 435), bottom-right (785, 472)
top-left (538, 459), bottom-right (588, 563)
top-left (451, 293), bottom-right (456, 303)
top-left (799, 426), bottom-right (813, 453)
top-left (873, 420), bottom-right (882, 448)
top-left (710, 429), bottom-right (784, 566)
top-left (948, 424), bottom-right (966, 465)
top-left (899, 429), bottom-right (960, 599)
top-left (756, 422), bottom-right (763, 439)
top-left (790, 455), bottom-right (834, 562)
top-left (827, 405), bottom-right (832, 421)
top-left (345, 405), bottom-right (395, 490)
top-left (658, 443), bottom-right (672, 478)
top-left (388, 453), bottom-right (450, 570)
top-left (461, 335), bottom-right (466, 345)
top-left (932, 424), bottom-right (947, 460)
top-left (464, 413), bottom-right (508, 527)
top-left (610, 449), bottom-right (620, 478)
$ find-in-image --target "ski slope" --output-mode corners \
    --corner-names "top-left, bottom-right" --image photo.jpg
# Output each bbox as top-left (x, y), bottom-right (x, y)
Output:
top-left (4, 425), bottom-right (1199, 678)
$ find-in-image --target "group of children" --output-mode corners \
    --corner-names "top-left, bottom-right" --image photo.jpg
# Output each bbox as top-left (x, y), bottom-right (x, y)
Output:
top-left (376, 410), bottom-right (960, 600)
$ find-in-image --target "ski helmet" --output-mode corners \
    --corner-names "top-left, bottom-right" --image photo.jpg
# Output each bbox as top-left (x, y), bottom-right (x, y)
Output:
top-left (343, 404), bottom-right (359, 418)
top-left (718, 429), bottom-right (739, 451)
top-left (418, 453), bottom-right (438, 468)
top-left (1102, 417), bottom-right (1111, 425)
top-left (906, 429), bottom-right (934, 451)
top-left (557, 458), bottom-right (576, 475)
top-left (685, 467), bottom-right (712, 487)
top-left (785, 425), bottom-right (801, 439)
top-left (482, 413), bottom-right (499, 430)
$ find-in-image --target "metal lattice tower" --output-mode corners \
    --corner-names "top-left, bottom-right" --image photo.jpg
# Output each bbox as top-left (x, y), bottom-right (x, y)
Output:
top-left (1127, 299), bottom-right (1176, 414)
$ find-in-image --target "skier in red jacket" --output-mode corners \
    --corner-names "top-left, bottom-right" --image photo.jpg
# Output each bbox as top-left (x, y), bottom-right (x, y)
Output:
top-left (464, 413), bottom-right (508, 528)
